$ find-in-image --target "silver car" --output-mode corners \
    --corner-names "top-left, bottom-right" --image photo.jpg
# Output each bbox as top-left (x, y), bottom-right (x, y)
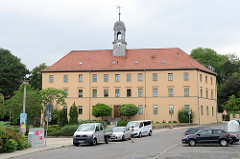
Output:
top-left (109, 127), bottom-right (131, 141)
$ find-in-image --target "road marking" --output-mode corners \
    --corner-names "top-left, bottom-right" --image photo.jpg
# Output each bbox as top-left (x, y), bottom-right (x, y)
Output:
top-left (153, 143), bottom-right (181, 159)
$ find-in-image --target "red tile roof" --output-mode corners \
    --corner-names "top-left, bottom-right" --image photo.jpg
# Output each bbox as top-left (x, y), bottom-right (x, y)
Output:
top-left (42, 48), bottom-right (216, 75)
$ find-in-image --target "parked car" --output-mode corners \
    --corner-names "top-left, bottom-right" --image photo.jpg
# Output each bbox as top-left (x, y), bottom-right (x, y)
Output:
top-left (182, 128), bottom-right (231, 146)
top-left (126, 120), bottom-right (152, 138)
top-left (109, 127), bottom-right (130, 141)
top-left (73, 123), bottom-right (111, 146)
top-left (183, 127), bottom-right (208, 136)
top-left (229, 134), bottom-right (239, 144)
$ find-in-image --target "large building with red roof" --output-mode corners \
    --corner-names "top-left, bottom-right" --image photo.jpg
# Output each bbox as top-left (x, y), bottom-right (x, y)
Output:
top-left (42, 18), bottom-right (218, 125)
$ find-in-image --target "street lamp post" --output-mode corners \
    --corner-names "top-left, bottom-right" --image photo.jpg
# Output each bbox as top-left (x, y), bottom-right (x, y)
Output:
top-left (22, 80), bottom-right (28, 113)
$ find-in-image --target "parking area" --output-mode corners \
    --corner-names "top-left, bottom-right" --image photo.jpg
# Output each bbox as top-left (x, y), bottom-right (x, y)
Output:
top-left (157, 143), bottom-right (240, 159)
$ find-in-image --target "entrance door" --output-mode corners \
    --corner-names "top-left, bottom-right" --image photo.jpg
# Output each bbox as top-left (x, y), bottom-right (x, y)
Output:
top-left (114, 105), bottom-right (121, 118)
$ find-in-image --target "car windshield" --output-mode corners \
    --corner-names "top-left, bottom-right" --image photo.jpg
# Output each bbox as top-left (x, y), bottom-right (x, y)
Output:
top-left (127, 122), bottom-right (139, 128)
top-left (112, 127), bottom-right (125, 132)
top-left (186, 128), bottom-right (198, 133)
top-left (77, 125), bottom-right (95, 131)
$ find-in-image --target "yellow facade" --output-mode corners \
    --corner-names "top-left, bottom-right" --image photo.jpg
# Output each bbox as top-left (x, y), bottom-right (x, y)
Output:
top-left (42, 69), bottom-right (218, 125)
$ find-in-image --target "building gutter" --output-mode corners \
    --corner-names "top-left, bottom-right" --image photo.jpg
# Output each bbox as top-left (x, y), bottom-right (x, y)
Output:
top-left (197, 70), bottom-right (200, 125)
top-left (144, 69), bottom-right (147, 120)
top-left (89, 70), bottom-right (91, 120)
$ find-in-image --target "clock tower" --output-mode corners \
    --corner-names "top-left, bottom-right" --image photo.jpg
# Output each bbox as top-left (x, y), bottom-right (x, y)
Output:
top-left (112, 7), bottom-right (127, 56)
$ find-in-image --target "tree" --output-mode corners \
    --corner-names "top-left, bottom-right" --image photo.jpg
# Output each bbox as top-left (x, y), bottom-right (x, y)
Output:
top-left (59, 108), bottom-right (68, 126)
top-left (39, 88), bottom-right (67, 107)
top-left (92, 103), bottom-right (112, 120)
top-left (5, 84), bottom-right (42, 125)
top-left (0, 93), bottom-right (6, 119)
top-left (0, 48), bottom-right (29, 99)
top-left (28, 63), bottom-right (47, 90)
top-left (69, 102), bottom-right (78, 125)
top-left (119, 104), bottom-right (138, 119)
top-left (39, 88), bottom-right (67, 125)
top-left (223, 95), bottom-right (240, 113)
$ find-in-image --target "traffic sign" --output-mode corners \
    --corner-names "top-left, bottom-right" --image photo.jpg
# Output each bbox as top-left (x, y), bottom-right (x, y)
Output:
top-left (46, 104), bottom-right (53, 115)
top-left (45, 115), bottom-right (52, 122)
top-left (222, 109), bottom-right (228, 115)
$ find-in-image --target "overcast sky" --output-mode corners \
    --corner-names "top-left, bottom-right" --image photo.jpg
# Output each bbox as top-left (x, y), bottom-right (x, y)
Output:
top-left (1, 0), bottom-right (240, 70)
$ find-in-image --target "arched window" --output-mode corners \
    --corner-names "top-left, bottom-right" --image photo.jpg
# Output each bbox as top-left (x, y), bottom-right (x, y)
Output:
top-left (117, 32), bottom-right (122, 40)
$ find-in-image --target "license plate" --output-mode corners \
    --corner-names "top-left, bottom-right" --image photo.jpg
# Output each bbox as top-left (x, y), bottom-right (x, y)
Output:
top-left (78, 141), bottom-right (84, 143)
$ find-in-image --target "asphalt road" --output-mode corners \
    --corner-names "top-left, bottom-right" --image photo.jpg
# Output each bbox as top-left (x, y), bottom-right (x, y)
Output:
top-left (15, 124), bottom-right (240, 159)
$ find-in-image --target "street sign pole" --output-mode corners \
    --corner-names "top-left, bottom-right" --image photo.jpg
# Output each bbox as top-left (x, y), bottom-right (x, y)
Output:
top-left (45, 104), bottom-right (53, 146)
top-left (188, 110), bottom-right (191, 125)
top-left (170, 110), bottom-right (173, 129)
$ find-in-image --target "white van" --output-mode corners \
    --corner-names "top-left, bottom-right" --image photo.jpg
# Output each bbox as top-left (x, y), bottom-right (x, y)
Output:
top-left (127, 120), bottom-right (152, 138)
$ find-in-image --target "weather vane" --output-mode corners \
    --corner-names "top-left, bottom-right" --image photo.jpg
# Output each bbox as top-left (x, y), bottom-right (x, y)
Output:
top-left (117, 5), bottom-right (122, 21)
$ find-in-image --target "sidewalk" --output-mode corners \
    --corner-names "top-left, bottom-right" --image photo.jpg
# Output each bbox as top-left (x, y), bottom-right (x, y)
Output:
top-left (0, 138), bottom-right (73, 159)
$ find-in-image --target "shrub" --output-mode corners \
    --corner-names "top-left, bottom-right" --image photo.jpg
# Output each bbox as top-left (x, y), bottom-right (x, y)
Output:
top-left (48, 124), bottom-right (79, 136)
top-left (178, 108), bottom-right (194, 123)
top-left (4, 139), bottom-right (17, 152)
top-left (162, 120), bottom-right (166, 123)
top-left (69, 102), bottom-right (78, 125)
top-left (92, 103), bottom-right (112, 120)
top-left (173, 121), bottom-right (178, 123)
top-left (47, 125), bottom-right (61, 134)
top-left (119, 104), bottom-right (138, 119)
top-left (17, 136), bottom-right (29, 150)
top-left (117, 121), bottom-right (129, 126)
top-left (59, 108), bottom-right (68, 127)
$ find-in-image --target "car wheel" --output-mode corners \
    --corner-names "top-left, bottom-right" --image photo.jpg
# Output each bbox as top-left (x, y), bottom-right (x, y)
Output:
top-left (122, 135), bottom-right (126, 141)
top-left (139, 132), bottom-right (142, 138)
top-left (188, 139), bottom-right (196, 146)
top-left (220, 139), bottom-right (228, 146)
top-left (105, 136), bottom-right (109, 144)
top-left (149, 131), bottom-right (152, 136)
top-left (91, 138), bottom-right (97, 146)
top-left (73, 143), bottom-right (79, 146)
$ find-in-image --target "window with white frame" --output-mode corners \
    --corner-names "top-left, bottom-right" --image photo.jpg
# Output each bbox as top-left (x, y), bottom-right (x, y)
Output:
top-left (49, 75), bottom-right (54, 83)
top-left (115, 74), bottom-right (120, 82)
top-left (92, 89), bottom-right (97, 98)
top-left (104, 89), bottom-right (108, 97)
top-left (92, 74), bottom-right (97, 82)
top-left (64, 89), bottom-right (68, 97)
top-left (138, 73), bottom-right (142, 81)
top-left (79, 74), bottom-right (83, 82)
top-left (64, 75), bottom-right (68, 82)
top-left (115, 89), bottom-right (120, 97)
top-left (169, 88), bottom-right (173, 97)
top-left (153, 105), bottom-right (158, 114)
top-left (184, 73), bottom-right (188, 81)
top-left (153, 88), bottom-right (158, 97)
top-left (185, 105), bottom-right (189, 110)
top-left (104, 74), bottom-right (108, 82)
top-left (138, 105), bottom-right (143, 114)
top-left (79, 90), bottom-right (83, 98)
top-left (153, 73), bottom-right (158, 81)
top-left (127, 74), bottom-right (131, 82)
top-left (78, 106), bottom-right (82, 115)
top-left (138, 88), bottom-right (143, 97)
top-left (168, 73), bottom-right (173, 81)
top-left (184, 88), bottom-right (189, 97)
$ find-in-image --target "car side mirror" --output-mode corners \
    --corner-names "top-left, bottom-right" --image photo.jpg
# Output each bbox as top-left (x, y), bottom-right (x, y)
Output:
top-left (197, 133), bottom-right (200, 136)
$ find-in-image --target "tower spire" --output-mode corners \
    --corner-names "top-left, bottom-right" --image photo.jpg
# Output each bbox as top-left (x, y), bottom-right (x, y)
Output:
top-left (117, 5), bottom-right (121, 21)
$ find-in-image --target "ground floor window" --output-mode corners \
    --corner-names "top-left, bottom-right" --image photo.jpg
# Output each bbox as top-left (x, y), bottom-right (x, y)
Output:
top-left (78, 106), bottom-right (82, 115)
top-left (153, 105), bottom-right (158, 114)
top-left (185, 105), bottom-right (189, 110)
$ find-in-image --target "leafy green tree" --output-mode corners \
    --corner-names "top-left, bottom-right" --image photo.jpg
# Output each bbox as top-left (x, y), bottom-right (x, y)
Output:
top-left (39, 88), bottom-right (67, 107)
top-left (92, 103), bottom-right (112, 120)
top-left (28, 63), bottom-right (47, 90)
top-left (69, 102), bottom-right (78, 125)
top-left (0, 48), bottom-right (29, 99)
top-left (223, 95), bottom-right (240, 113)
top-left (5, 84), bottom-right (42, 125)
top-left (49, 109), bottom-right (60, 125)
top-left (119, 104), bottom-right (138, 119)
top-left (0, 93), bottom-right (7, 119)
top-left (59, 108), bottom-right (68, 126)
top-left (178, 108), bottom-right (194, 123)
